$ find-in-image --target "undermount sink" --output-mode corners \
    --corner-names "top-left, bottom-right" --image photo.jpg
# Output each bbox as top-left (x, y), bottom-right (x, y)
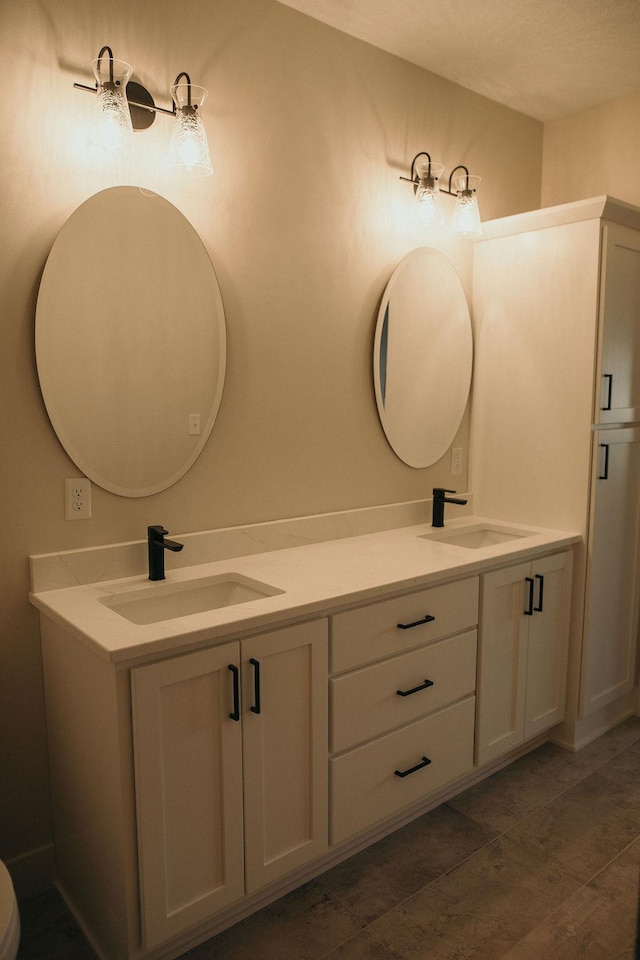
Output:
top-left (420, 523), bottom-right (536, 549)
top-left (99, 573), bottom-right (284, 625)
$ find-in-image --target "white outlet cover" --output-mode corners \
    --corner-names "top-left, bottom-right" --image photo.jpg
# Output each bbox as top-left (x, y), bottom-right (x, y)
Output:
top-left (65, 477), bottom-right (92, 520)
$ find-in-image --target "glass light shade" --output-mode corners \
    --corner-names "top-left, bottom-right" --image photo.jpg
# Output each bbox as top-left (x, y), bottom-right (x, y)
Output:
top-left (169, 83), bottom-right (213, 177)
top-left (91, 57), bottom-right (134, 154)
top-left (451, 174), bottom-right (482, 238)
top-left (415, 161), bottom-right (445, 225)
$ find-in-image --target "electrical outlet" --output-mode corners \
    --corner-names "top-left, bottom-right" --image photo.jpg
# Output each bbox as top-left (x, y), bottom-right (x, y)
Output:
top-left (65, 477), bottom-right (92, 520)
top-left (451, 447), bottom-right (463, 476)
top-left (188, 413), bottom-right (201, 436)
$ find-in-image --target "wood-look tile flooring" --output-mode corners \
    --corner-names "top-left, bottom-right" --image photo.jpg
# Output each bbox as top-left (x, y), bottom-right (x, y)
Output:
top-left (18, 717), bottom-right (640, 959)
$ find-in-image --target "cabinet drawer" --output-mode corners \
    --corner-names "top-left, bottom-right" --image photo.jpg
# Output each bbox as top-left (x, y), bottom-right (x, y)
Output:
top-left (330, 697), bottom-right (475, 844)
top-left (331, 629), bottom-right (477, 753)
top-left (330, 578), bottom-right (479, 673)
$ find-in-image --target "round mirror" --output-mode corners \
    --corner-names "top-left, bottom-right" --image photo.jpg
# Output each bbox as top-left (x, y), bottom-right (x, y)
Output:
top-left (373, 247), bottom-right (472, 468)
top-left (35, 187), bottom-right (226, 497)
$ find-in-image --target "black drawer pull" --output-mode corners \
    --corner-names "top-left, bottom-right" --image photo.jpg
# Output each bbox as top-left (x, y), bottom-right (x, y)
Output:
top-left (601, 373), bottom-right (613, 411)
top-left (524, 577), bottom-right (535, 616)
top-left (228, 664), bottom-right (240, 721)
top-left (534, 574), bottom-right (544, 613)
top-left (395, 756), bottom-right (432, 778)
top-left (249, 657), bottom-right (261, 714)
top-left (397, 614), bottom-right (436, 630)
top-left (599, 443), bottom-right (610, 480)
top-left (397, 678), bottom-right (434, 697)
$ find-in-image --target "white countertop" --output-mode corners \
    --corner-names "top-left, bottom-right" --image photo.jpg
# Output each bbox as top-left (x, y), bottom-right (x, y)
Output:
top-left (30, 514), bottom-right (580, 664)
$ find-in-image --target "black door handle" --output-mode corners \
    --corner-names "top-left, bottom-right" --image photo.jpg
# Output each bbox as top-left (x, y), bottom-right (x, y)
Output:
top-left (601, 373), bottom-right (613, 411)
top-left (397, 614), bottom-right (436, 630)
top-left (534, 574), bottom-right (544, 612)
top-left (524, 577), bottom-right (535, 616)
top-left (599, 443), bottom-right (610, 480)
top-left (394, 756), bottom-right (432, 778)
top-left (396, 678), bottom-right (434, 697)
top-left (228, 664), bottom-right (240, 721)
top-left (249, 657), bottom-right (261, 714)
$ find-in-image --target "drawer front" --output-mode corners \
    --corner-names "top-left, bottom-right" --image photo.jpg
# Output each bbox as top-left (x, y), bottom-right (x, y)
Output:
top-left (331, 629), bottom-right (477, 753)
top-left (330, 697), bottom-right (475, 845)
top-left (331, 577), bottom-right (479, 673)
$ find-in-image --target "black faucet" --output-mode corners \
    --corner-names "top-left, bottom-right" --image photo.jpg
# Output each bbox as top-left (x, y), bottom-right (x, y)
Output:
top-left (432, 488), bottom-right (468, 528)
top-left (148, 525), bottom-right (184, 581)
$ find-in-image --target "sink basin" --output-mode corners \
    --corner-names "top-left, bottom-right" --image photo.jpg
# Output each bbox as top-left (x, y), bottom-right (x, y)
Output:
top-left (420, 523), bottom-right (536, 549)
top-left (99, 573), bottom-right (284, 625)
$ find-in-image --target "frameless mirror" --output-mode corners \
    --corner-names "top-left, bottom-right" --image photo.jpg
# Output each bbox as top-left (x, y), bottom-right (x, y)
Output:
top-left (373, 247), bottom-right (473, 468)
top-left (35, 187), bottom-right (226, 497)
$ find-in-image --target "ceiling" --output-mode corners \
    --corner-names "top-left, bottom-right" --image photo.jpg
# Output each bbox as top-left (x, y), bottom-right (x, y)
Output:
top-left (275, 0), bottom-right (640, 121)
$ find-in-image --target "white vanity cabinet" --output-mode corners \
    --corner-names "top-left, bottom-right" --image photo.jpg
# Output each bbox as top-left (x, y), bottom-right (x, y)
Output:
top-left (132, 619), bottom-right (328, 951)
top-left (476, 551), bottom-right (573, 765)
top-left (33, 513), bottom-right (579, 960)
top-left (472, 198), bottom-right (640, 739)
top-left (329, 578), bottom-right (479, 844)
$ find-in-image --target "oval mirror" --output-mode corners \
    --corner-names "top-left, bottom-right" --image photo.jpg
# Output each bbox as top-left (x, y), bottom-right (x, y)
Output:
top-left (373, 247), bottom-right (472, 468)
top-left (35, 187), bottom-right (226, 497)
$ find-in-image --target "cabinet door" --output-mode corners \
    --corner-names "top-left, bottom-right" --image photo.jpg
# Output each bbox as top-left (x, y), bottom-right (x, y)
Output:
top-left (524, 552), bottom-right (572, 738)
top-left (132, 642), bottom-right (244, 950)
top-left (596, 224), bottom-right (640, 424)
top-left (581, 429), bottom-right (640, 716)
top-left (476, 563), bottom-right (530, 766)
top-left (242, 620), bottom-right (328, 893)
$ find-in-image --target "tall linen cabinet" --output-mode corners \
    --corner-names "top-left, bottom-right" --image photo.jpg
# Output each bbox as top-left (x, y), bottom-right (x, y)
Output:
top-left (470, 196), bottom-right (640, 746)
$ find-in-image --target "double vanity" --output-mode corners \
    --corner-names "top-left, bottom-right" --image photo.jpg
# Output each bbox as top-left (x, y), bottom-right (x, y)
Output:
top-left (30, 500), bottom-right (578, 960)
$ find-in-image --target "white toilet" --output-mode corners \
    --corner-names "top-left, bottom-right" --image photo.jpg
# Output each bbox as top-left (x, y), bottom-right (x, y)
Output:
top-left (0, 861), bottom-right (19, 960)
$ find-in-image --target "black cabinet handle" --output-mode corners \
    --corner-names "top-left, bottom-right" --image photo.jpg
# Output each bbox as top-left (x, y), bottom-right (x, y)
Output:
top-left (524, 577), bottom-right (535, 616)
top-left (601, 373), bottom-right (613, 411)
top-left (228, 664), bottom-right (240, 721)
top-left (395, 756), bottom-right (432, 778)
top-left (534, 574), bottom-right (544, 612)
top-left (397, 678), bottom-right (434, 697)
top-left (249, 657), bottom-right (261, 714)
top-left (397, 614), bottom-right (436, 630)
top-left (599, 443), bottom-right (610, 480)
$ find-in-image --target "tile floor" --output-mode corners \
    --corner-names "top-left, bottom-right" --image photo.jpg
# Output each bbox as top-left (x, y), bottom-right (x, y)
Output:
top-left (17, 717), bottom-right (640, 960)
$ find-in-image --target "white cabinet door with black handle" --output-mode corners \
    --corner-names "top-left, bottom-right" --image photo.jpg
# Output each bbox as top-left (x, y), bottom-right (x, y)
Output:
top-left (476, 551), bottom-right (572, 766)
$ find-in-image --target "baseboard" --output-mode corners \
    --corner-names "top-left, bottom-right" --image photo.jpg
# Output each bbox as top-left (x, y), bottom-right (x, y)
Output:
top-left (550, 691), bottom-right (638, 751)
top-left (6, 842), bottom-right (56, 900)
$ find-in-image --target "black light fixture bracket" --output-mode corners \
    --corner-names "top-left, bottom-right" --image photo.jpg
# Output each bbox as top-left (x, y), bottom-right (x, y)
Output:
top-left (73, 46), bottom-right (193, 130)
top-left (441, 164), bottom-right (473, 196)
top-left (399, 151), bottom-right (437, 190)
top-left (399, 154), bottom-right (474, 196)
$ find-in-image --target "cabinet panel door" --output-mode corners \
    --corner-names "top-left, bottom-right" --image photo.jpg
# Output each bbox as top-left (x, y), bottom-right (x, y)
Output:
top-left (331, 629), bottom-right (477, 753)
top-left (132, 643), bottom-right (244, 950)
top-left (331, 578), bottom-right (478, 673)
top-left (476, 563), bottom-right (530, 766)
top-left (242, 620), bottom-right (328, 893)
top-left (331, 697), bottom-right (475, 845)
top-left (596, 224), bottom-right (640, 424)
top-left (581, 429), bottom-right (640, 716)
top-left (524, 552), bottom-right (572, 738)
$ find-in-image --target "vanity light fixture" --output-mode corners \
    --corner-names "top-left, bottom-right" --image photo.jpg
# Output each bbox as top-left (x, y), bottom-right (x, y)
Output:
top-left (89, 46), bottom-right (134, 154)
top-left (73, 47), bottom-right (213, 177)
top-left (400, 154), bottom-right (482, 237)
top-left (442, 165), bottom-right (482, 238)
top-left (168, 73), bottom-right (213, 177)
top-left (399, 151), bottom-right (445, 225)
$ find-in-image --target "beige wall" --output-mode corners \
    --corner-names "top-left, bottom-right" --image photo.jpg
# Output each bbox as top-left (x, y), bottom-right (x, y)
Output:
top-left (0, 0), bottom-right (543, 891)
top-left (542, 91), bottom-right (640, 208)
